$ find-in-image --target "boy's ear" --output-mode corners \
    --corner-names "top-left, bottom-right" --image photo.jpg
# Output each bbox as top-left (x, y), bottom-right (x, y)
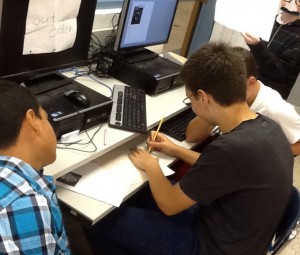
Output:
top-left (197, 89), bottom-right (208, 102)
top-left (24, 109), bottom-right (40, 134)
top-left (247, 76), bottom-right (257, 86)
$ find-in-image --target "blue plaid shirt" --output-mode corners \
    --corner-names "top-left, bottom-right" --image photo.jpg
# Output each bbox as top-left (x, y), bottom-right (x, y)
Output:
top-left (0, 156), bottom-right (71, 254)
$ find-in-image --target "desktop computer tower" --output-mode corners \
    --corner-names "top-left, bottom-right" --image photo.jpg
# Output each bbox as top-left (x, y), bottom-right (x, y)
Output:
top-left (105, 53), bottom-right (183, 96)
top-left (26, 73), bottom-right (113, 140)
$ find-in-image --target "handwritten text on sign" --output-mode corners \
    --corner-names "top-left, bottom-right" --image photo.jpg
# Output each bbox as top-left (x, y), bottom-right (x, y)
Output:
top-left (23, 0), bottom-right (82, 55)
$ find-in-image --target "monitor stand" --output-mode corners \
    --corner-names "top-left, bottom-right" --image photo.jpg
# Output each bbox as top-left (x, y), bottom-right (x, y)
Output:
top-left (116, 48), bottom-right (159, 64)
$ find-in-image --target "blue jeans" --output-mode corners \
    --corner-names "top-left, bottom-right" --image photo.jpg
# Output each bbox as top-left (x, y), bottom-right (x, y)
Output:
top-left (88, 187), bottom-right (201, 255)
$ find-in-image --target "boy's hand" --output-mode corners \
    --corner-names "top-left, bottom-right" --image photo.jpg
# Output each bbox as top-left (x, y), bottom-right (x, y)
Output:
top-left (241, 32), bottom-right (261, 45)
top-left (147, 132), bottom-right (177, 157)
top-left (128, 147), bottom-right (159, 172)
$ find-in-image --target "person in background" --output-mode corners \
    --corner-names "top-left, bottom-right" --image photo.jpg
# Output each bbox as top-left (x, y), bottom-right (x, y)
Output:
top-left (90, 42), bottom-right (293, 255)
top-left (0, 81), bottom-right (70, 254)
top-left (242, 0), bottom-right (300, 99)
top-left (186, 47), bottom-right (300, 155)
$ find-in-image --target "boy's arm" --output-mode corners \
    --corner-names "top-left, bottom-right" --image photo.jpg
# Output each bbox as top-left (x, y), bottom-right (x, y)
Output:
top-left (186, 116), bottom-right (214, 143)
top-left (291, 141), bottom-right (300, 155)
top-left (148, 132), bottom-right (200, 165)
top-left (0, 195), bottom-right (70, 255)
top-left (128, 148), bottom-right (196, 215)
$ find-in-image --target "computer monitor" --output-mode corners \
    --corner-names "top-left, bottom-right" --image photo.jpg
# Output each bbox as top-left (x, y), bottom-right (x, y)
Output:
top-left (113, 0), bottom-right (179, 63)
top-left (0, 0), bottom-right (97, 85)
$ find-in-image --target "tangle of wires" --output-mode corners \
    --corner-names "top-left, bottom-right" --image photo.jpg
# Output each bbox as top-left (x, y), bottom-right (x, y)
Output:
top-left (89, 13), bottom-right (120, 78)
top-left (56, 123), bottom-right (105, 153)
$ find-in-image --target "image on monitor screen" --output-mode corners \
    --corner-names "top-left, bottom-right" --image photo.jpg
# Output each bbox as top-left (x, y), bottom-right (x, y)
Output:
top-left (113, 0), bottom-right (179, 62)
top-left (0, 0), bottom-right (97, 84)
top-left (131, 6), bottom-right (144, 25)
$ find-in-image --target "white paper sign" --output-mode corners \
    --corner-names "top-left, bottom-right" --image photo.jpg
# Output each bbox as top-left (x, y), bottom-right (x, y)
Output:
top-left (209, 22), bottom-right (249, 49)
top-left (23, 0), bottom-right (82, 54)
top-left (214, 0), bottom-right (280, 41)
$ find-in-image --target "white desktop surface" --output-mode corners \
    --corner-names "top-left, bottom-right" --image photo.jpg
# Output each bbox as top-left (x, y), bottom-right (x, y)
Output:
top-left (43, 72), bottom-right (193, 225)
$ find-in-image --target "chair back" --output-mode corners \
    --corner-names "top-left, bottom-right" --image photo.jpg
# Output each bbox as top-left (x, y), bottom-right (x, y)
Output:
top-left (269, 186), bottom-right (300, 254)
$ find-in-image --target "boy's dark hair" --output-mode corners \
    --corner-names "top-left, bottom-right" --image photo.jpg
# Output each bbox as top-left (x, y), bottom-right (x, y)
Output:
top-left (233, 46), bottom-right (258, 78)
top-left (178, 42), bottom-right (247, 106)
top-left (0, 80), bottom-right (41, 149)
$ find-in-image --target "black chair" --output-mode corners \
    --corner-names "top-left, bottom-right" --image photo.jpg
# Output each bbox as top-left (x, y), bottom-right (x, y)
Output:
top-left (269, 186), bottom-right (300, 254)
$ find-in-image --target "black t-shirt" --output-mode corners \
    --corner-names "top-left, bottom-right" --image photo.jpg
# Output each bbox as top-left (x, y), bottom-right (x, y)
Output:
top-left (180, 115), bottom-right (294, 255)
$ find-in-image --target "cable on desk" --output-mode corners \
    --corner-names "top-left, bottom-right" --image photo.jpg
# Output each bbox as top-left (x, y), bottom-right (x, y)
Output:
top-left (58, 67), bottom-right (114, 98)
top-left (56, 124), bottom-right (104, 153)
top-left (58, 67), bottom-right (90, 78)
top-left (84, 74), bottom-right (113, 98)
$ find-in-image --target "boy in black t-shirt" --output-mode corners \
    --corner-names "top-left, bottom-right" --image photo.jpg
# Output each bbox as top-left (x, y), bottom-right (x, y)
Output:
top-left (92, 42), bottom-right (294, 255)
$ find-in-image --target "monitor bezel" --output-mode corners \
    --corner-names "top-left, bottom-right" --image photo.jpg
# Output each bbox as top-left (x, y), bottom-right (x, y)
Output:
top-left (0, 0), bottom-right (97, 83)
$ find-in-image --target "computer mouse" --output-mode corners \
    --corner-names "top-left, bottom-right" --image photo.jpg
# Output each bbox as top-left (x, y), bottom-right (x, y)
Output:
top-left (65, 90), bottom-right (90, 107)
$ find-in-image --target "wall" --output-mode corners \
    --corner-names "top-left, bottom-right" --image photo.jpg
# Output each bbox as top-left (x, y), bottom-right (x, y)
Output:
top-left (188, 0), bottom-right (216, 56)
top-left (163, 0), bottom-right (195, 54)
top-left (92, 9), bottom-right (120, 45)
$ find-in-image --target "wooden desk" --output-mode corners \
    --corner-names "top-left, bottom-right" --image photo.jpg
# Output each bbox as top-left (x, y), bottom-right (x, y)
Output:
top-left (44, 72), bottom-right (193, 225)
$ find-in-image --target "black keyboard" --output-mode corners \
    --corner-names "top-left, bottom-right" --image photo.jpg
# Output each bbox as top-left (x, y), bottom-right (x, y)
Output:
top-left (109, 84), bottom-right (147, 133)
top-left (161, 108), bottom-right (196, 141)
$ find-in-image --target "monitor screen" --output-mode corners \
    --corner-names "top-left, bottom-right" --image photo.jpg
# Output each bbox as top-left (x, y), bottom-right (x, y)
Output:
top-left (0, 0), bottom-right (97, 83)
top-left (114, 0), bottom-right (179, 51)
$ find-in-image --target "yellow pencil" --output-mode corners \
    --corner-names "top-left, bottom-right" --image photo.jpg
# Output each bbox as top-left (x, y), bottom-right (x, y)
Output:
top-left (148, 117), bottom-right (164, 153)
